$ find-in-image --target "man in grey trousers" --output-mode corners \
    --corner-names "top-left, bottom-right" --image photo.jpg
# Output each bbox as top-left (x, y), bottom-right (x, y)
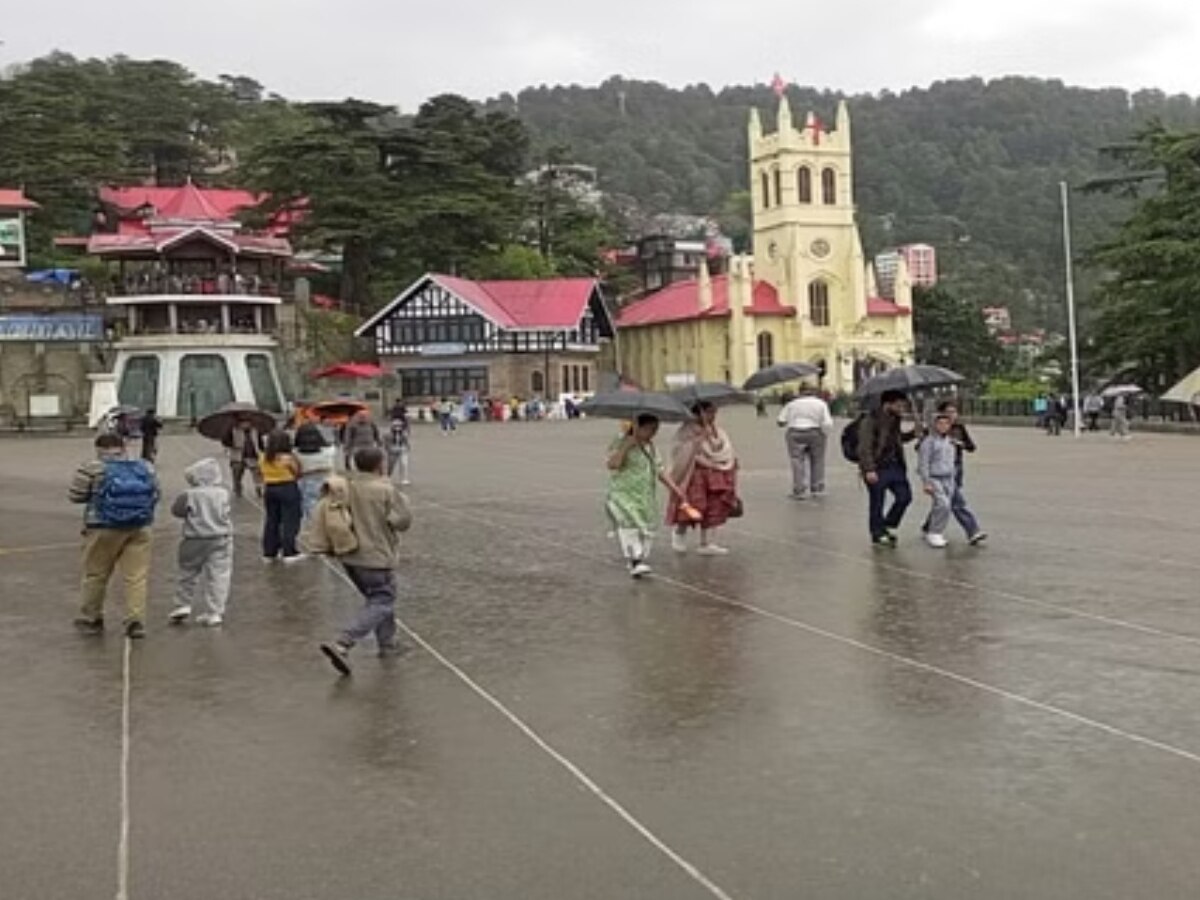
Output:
top-left (778, 385), bottom-right (834, 499)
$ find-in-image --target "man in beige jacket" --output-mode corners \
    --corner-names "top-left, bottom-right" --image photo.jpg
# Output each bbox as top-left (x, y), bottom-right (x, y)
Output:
top-left (320, 447), bottom-right (412, 675)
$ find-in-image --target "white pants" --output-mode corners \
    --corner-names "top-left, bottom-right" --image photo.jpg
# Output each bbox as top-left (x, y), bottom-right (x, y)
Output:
top-left (177, 537), bottom-right (233, 617)
top-left (615, 528), bottom-right (653, 564)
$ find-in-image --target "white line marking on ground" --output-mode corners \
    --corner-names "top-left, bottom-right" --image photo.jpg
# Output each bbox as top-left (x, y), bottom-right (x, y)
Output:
top-left (115, 635), bottom-right (132, 900)
top-left (419, 499), bottom-right (1200, 768)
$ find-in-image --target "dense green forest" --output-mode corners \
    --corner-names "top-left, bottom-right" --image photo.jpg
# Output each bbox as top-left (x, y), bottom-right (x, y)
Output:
top-left (492, 77), bottom-right (1200, 333)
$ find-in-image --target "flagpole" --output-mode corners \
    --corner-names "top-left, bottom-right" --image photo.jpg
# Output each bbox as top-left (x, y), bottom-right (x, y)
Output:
top-left (1060, 181), bottom-right (1083, 439)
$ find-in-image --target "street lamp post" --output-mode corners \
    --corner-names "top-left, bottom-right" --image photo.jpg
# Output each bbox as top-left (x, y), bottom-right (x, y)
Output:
top-left (1059, 181), bottom-right (1083, 438)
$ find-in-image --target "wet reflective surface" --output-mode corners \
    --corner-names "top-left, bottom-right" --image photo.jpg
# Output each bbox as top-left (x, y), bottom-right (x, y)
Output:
top-left (3, 414), bottom-right (1200, 899)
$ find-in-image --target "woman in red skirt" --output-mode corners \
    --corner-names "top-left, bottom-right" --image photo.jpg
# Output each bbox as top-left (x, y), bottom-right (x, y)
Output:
top-left (667, 402), bottom-right (740, 555)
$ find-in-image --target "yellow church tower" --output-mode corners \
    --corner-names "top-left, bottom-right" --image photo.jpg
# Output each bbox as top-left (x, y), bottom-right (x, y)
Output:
top-left (614, 94), bottom-right (915, 394)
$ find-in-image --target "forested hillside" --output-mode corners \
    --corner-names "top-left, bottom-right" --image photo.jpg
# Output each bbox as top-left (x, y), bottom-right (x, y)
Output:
top-left (493, 77), bottom-right (1200, 330)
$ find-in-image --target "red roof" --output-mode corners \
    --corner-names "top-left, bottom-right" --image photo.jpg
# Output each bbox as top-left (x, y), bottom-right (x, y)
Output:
top-left (359, 274), bottom-right (602, 335)
top-left (98, 184), bottom-right (296, 236)
top-left (0, 188), bottom-right (39, 211)
top-left (866, 298), bottom-right (911, 317)
top-left (310, 363), bottom-right (384, 380)
top-left (87, 227), bottom-right (291, 258)
top-left (616, 275), bottom-right (792, 328)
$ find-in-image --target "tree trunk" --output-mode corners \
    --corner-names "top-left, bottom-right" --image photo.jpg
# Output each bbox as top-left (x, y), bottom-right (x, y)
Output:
top-left (341, 237), bottom-right (371, 314)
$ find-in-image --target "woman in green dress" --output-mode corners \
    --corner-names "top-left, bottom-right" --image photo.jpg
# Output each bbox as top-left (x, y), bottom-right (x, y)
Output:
top-left (606, 414), bottom-right (696, 578)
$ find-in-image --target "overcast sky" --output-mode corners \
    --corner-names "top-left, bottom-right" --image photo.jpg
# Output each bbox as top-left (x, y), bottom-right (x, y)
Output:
top-left (3, 0), bottom-right (1198, 108)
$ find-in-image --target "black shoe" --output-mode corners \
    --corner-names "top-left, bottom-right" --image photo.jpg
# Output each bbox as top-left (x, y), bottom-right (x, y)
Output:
top-left (125, 621), bottom-right (146, 640)
top-left (377, 641), bottom-right (403, 658)
top-left (872, 531), bottom-right (898, 547)
top-left (321, 641), bottom-right (352, 676)
top-left (968, 531), bottom-right (989, 546)
top-left (74, 617), bottom-right (105, 635)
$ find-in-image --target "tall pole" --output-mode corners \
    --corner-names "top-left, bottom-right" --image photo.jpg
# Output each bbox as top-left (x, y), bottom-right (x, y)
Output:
top-left (1060, 181), bottom-right (1083, 438)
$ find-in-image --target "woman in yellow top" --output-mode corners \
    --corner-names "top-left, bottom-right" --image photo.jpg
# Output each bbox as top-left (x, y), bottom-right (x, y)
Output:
top-left (259, 430), bottom-right (304, 562)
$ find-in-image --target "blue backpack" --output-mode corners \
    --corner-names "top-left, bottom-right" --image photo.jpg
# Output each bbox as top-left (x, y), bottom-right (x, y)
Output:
top-left (94, 459), bottom-right (158, 528)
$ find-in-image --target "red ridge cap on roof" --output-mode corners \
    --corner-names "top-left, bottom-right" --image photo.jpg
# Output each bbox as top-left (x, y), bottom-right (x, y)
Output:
top-left (0, 188), bottom-right (39, 211)
top-left (616, 275), bottom-right (792, 328)
top-left (867, 297), bottom-right (911, 317)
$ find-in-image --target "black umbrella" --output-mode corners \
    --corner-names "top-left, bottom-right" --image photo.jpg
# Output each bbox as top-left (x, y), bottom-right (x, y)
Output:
top-left (579, 390), bottom-right (693, 422)
top-left (742, 362), bottom-right (821, 392)
top-left (855, 365), bottom-right (964, 399)
top-left (670, 382), bottom-right (752, 410)
top-left (197, 403), bottom-right (277, 441)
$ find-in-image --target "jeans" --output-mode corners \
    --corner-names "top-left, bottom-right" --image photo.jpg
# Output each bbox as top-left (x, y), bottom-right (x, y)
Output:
top-left (80, 527), bottom-right (152, 623)
top-left (262, 482), bottom-right (302, 558)
top-left (866, 463), bottom-right (912, 539)
top-left (298, 473), bottom-right (327, 521)
top-left (786, 429), bottom-right (827, 495)
top-left (342, 566), bottom-right (398, 647)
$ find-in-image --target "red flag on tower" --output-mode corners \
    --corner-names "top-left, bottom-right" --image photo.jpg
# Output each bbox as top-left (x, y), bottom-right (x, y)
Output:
top-left (770, 73), bottom-right (787, 98)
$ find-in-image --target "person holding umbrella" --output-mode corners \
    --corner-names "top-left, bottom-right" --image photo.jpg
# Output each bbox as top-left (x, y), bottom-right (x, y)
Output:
top-left (668, 402), bottom-right (740, 556)
top-left (858, 390), bottom-right (919, 546)
top-left (606, 414), bottom-right (695, 578)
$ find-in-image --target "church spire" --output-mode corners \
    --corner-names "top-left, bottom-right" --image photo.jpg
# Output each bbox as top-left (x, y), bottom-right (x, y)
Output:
top-left (748, 107), bottom-right (762, 140)
top-left (835, 99), bottom-right (851, 140)
top-left (777, 92), bottom-right (793, 133)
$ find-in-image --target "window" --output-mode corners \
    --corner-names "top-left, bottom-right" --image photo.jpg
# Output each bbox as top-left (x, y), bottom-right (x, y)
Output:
top-left (582, 366), bottom-right (590, 392)
top-left (572, 365), bottom-right (581, 392)
top-left (822, 167), bottom-right (837, 205)
top-left (562, 365), bottom-right (570, 394)
top-left (809, 280), bottom-right (831, 327)
top-left (178, 354), bottom-right (234, 419)
top-left (774, 168), bottom-right (783, 207)
top-left (531, 370), bottom-right (545, 394)
top-left (399, 367), bottom-right (488, 398)
top-left (798, 166), bottom-right (813, 204)
top-left (756, 332), bottom-right (775, 370)
top-left (246, 354), bottom-right (283, 413)
top-left (119, 356), bottom-right (160, 412)
top-left (761, 171), bottom-right (771, 208)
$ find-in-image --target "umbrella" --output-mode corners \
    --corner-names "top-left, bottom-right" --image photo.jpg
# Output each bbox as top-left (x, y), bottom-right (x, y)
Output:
top-left (671, 382), bottom-right (752, 409)
top-left (305, 399), bottom-right (370, 423)
top-left (197, 403), bottom-right (276, 441)
top-left (579, 390), bottom-right (693, 422)
top-left (855, 364), bottom-right (964, 398)
top-left (1102, 383), bottom-right (1143, 399)
top-left (742, 362), bottom-right (820, 392)
top-left (309, 362), bottom-right (384, 380)
top-left (1162, 367), bottom-right (1200, 405)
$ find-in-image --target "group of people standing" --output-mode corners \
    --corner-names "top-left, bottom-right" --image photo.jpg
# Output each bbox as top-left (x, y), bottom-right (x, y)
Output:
top-left (604, 386), bottom-right (989, 576)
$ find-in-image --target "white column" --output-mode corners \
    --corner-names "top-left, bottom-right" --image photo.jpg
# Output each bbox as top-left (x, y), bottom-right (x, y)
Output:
top-left (168, 303), bottom-right (178, 334)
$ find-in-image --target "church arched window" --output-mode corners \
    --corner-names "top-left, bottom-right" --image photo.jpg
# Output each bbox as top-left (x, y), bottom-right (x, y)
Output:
top-left (761, 171), bottom-right (771, 209)
top-left (756, 332), bottom-right (775, 370)
top-left (774, 168), bottom-right (783, 207)
top-left (797, 166), bottom-right (813, 204)
top-left (821, 167), bottom-right (837, 205)
top-left (808, 280), bottom-right (831, 327)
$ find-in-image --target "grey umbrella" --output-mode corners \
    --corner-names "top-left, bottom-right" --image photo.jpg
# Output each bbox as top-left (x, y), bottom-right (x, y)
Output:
top-left (855, 365), bottom-right (964, 398)
top-left (670, 382), bottom-right (752, 410)
top-left (742, 362), bottom-right (821, 392)
top-left (197, 403), bottom-right (277, 441)
top-left (579, 390), bottom-right (693, 422)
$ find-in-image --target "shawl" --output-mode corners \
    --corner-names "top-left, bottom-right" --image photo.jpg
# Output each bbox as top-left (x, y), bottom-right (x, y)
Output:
top-left (670, 421), bottom-right (737, 485)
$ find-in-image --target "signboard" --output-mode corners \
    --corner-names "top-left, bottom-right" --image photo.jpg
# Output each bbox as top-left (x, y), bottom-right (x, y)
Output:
top-left (664, 373), bottom-right (697, 388)
top-left (419, 342), bottom-right (468, 357)
top-left (29, 395), bottom-right (61, 418)
top-left (0, 216), bottom-right (25, 267)
top-left (0, 314), bottom-right (104, 342)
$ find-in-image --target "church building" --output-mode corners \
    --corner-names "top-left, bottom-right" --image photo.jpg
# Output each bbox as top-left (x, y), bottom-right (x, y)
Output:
top-left (615, 97), bottom-right (915, 393)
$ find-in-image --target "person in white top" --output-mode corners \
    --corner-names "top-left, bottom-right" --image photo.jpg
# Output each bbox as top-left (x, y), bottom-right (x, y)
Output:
top-left (777, 385), bottom-right (834, 499)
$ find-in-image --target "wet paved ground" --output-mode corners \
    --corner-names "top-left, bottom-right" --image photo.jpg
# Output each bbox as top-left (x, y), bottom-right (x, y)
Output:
top-left (3, 412), bottom-right (1200, 899)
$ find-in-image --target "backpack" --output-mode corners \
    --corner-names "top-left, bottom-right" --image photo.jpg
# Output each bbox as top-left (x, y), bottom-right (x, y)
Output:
top-left (94, 459), bottom-right (157, 528)
top-left (302, 475), bottom-right (359, 557)
top-left (840, 413), bottom-right (868, 464)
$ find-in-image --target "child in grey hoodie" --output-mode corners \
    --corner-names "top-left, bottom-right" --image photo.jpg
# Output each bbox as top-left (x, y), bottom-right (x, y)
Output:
top-left (170, 457), bottom-right (234, 626)
top-left (918, 413), bottom-right (986, 549)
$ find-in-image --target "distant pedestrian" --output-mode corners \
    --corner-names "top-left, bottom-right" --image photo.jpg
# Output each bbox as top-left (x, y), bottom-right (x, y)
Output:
top-left (755, 395), bottom-right (768, 418)
top-left (69, 433), bottom-right (160, 638)
top-left (1046, 396), bottom-right (1065, 436)
top-left (140, 407), bottom-right (163, 461)
top-left (259, 430), bottom-right (304, 563)
top-left (1033, 394), bottom-right (1049, 429)
top-left (918, 412), bottom-right (986, 548)
top-left (438, 398), bottom-right (457, 434)
top-left (222, 421), bottom-right (262, 498)
top-left (1111, 394), bottom-right (1132, 440)
top-left (1084, 393), bottom-right (1104, 432)
top-left (778, 385), bottom-right (833, 499)
top-left (342, 410), bottom-right (381, 469)
top-left (317, 447), bottom-right (413, 676)
top-left (857, 390), bottom-right (918, 546)
top-left (605, 414), bottom-right (694, 578)
top-left (386, 413), bottom-right (412, 486)
top-left (294, 423), bottom-right (337, 521)
top-left (168, 458), bottom-right (233, 627)
top-left (668, 402), bottom-right (740, 556)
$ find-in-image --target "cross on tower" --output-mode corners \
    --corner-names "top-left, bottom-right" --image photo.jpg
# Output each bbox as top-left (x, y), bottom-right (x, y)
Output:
top-left (810, 114), bottom-right (824, 146)
top-left (770, 72), bottom-right (787, 98)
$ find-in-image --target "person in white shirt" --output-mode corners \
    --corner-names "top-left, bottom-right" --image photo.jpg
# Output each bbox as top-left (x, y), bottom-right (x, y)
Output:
top-left (777, 385), bottom-right (834, 499)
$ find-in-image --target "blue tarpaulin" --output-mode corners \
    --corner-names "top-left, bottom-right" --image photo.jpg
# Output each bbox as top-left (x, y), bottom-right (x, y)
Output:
top-left (24, 268), bottom-right (78, 285)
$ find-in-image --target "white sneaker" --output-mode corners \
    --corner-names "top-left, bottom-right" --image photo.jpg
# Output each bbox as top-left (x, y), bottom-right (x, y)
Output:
top-left (671, 533), bottom-right (689, 554)
top-left (630, 562), bottom-right (653, 578)
top-left (925, 533), bottom-right (948, 549)
top-left (196, 614), bottom-right (224, 627)
top-left (400, 479), bottom-right (412, 486)
top-left (697, 544), bottom-right (730, 556)
top-left (168, 605), bottom-right (191, 623)
top-left (261, 555), bottom-right (277, 564)
top-left (282, 553), bottom-right (307, 565)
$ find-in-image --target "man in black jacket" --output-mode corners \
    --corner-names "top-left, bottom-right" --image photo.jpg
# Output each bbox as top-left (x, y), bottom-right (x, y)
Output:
top-left (858, 390), bottom-right (918, 545)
